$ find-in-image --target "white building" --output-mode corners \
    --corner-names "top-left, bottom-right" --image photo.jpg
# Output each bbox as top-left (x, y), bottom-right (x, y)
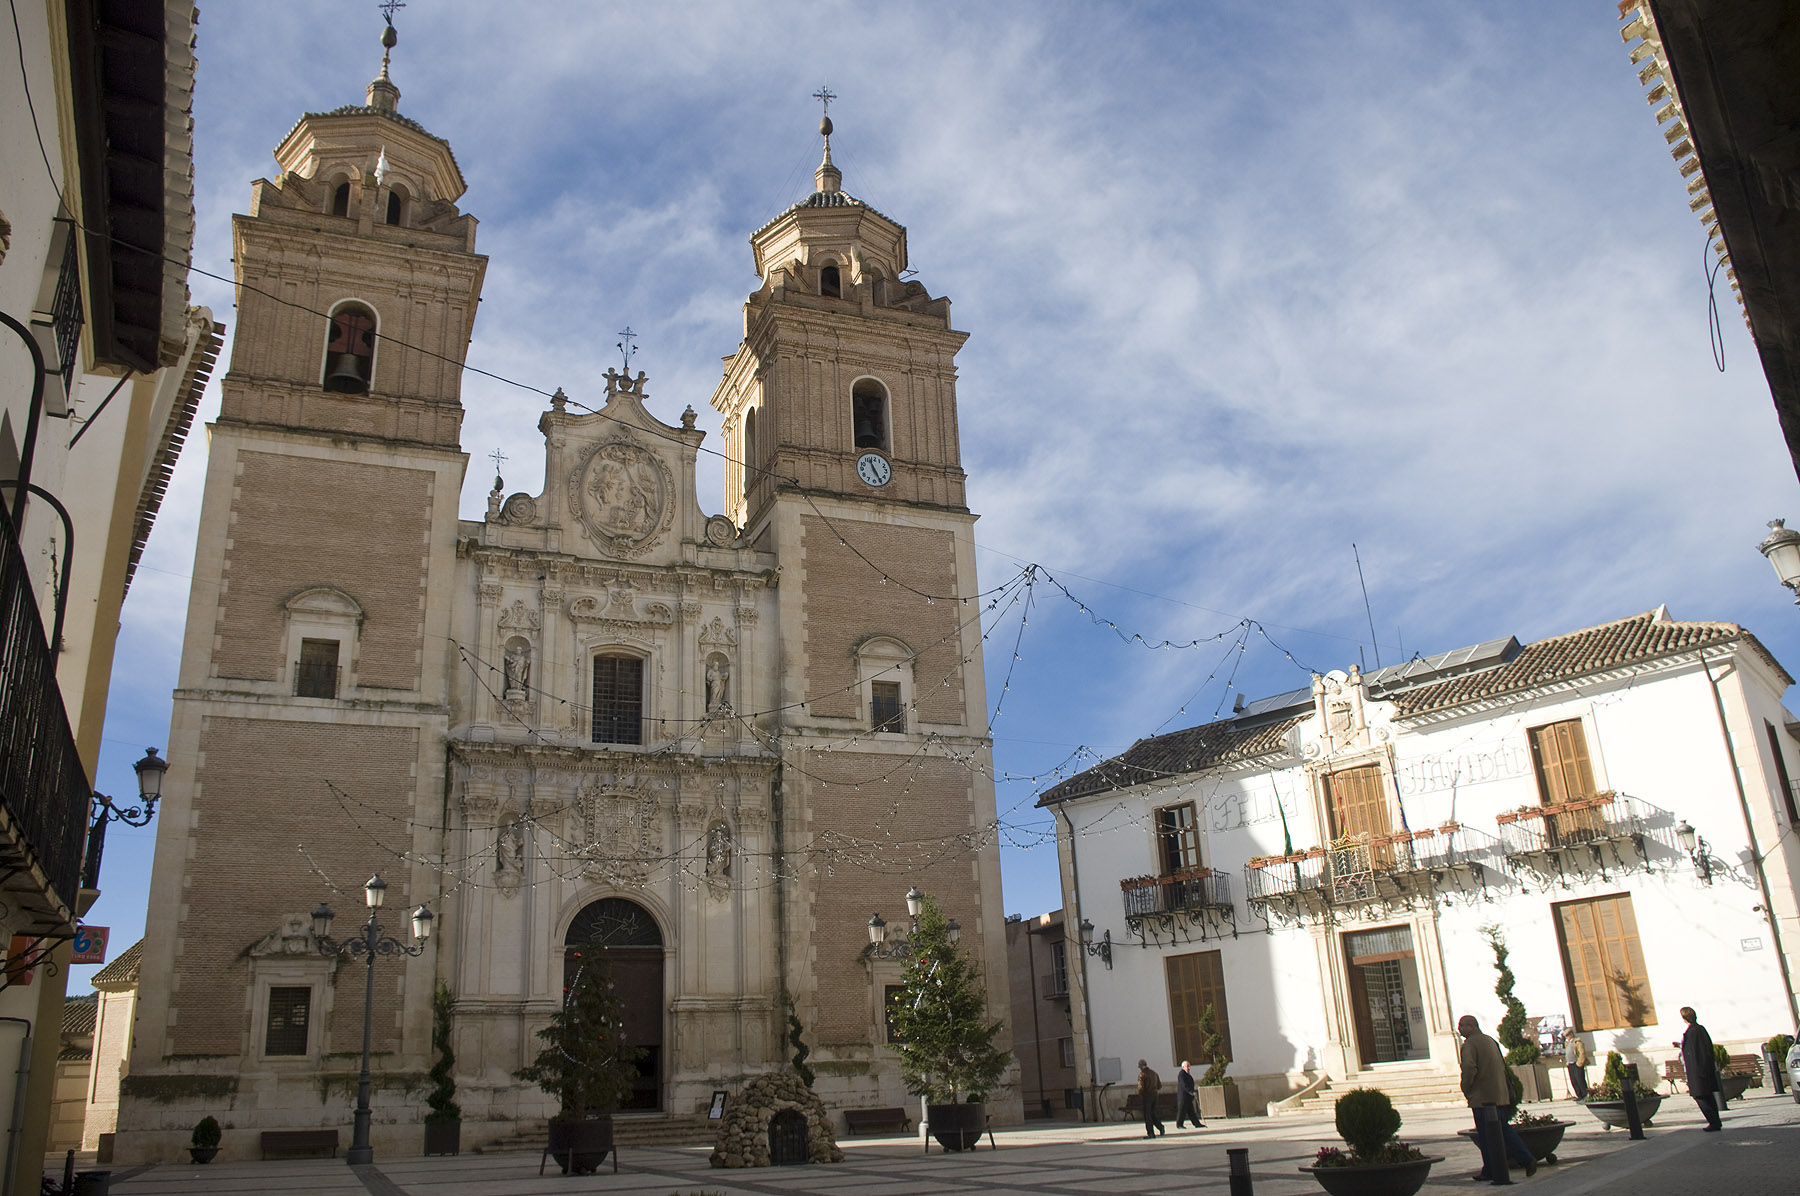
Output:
top-left (1042, 607), bottom-right (1800, 1116)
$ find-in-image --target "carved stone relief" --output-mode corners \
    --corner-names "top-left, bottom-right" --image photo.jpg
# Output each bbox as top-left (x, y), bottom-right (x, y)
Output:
top-left (567, 439), bottom-right (675, 557)
top-left (574, 775), bottom-right (664, 884)
top-left (499, 598), bottom-right (542, 633)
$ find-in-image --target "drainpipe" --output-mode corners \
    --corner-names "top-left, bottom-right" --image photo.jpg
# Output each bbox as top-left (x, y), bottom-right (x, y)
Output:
top-left (0, 1016), bottom-right (32, 1196)
top-left (1054, 804), bottom-right (1101, 1122)
top-left (1698, 650), bottom-right (1800, 1031)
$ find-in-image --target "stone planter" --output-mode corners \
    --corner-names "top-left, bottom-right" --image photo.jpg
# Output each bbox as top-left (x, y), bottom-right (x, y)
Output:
top-left (1299, 1156), bottom-right (1443, 1196)
top-left (423, 1118), bottom-right (460, 1156)
top-left (186, 1146), bottom-right (219, 1165)
top-left (926, 1101), bottom-right (986, 1152)
top-left (1582, 1092), bottom-right (1661, 1128)
top-left (1198, 1082), bottom-right (1240, 1119)
top-left (546, 1115), bottom-right (614, 1175)
top-left (1457, 1120), bottom-right (1571, 1163)
top-left (1514, 1061), bottom-right (1553, 1103)
top-left (1718, 1073), bottom-right (1752, 1103)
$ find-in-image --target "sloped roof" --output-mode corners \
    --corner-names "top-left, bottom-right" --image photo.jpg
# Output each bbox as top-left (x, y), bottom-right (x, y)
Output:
top-left (1387, 610), bottom-right (1789, 717)
top-left (1038, 714), bottom-right (1305, 805)
top-left (61, 993), bottom-right (97, 1037)
top-left (1039, 608), bottom-right (1788, 804)
top-left (91, 939), bottom-right (143, 989)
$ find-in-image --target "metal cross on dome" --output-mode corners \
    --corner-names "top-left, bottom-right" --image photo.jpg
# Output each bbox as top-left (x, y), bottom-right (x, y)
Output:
top-left (379, 0), bottom-right (405, 24)
top-left (616, 326), bottom-right (638, 374)
top-left (812, 85), bottom-right (836, 119)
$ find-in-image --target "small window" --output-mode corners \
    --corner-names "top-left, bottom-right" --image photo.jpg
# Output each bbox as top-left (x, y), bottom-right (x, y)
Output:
top-left (1059, 1037), bottom-right (1076, 1069)
top-left (852, 379), bottom-right (888, 451)
top-left (592, 654), bottom-right (645, 745)
top-left (884, 984), bottom-right (906, 1042)
top-left (1048, 940), bottom-right (1068, 995)
top-left (384, 189), bottom-right (404, 226)
top-left (265, 986), bottom-right (311, 1056)
top-left (743, 408), bottom-right (758, 505)
top-left (323, 304), bottom-right (376, 394)
top-left (296, 638), bottom-right (340, 699)
top-left (819, 264), bottom-right (841, 298)
top-left (871, 681), bottom-right (904, 733)
top-left (1155, 802), bottom-right (1201, 875)
top-left (330, 181), bottom-right (350, 217)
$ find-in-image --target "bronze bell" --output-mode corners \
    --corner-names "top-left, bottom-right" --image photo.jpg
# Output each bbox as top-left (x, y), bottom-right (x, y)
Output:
top-left (325, 352), bottom-right (369, 392)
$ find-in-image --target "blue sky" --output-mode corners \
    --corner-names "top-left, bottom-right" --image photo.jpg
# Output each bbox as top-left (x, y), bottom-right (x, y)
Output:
top-left (71, 2), bottom-right (1800, 989)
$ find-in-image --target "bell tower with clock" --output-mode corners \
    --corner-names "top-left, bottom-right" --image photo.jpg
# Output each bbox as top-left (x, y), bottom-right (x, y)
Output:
top-left (710, 111), bottom-right (1014, 1114)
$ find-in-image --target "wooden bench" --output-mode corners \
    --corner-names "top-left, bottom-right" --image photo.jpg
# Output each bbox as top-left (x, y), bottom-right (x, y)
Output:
top-left (1121, 1092), bottom-right (1177, 1121)
top-left (260, 1129), bottom-right (339, 1160)
top-left (843, 1106), bottom-right (912, 1135)
top-left (1663, 1054), bottom-right (1764, 1089)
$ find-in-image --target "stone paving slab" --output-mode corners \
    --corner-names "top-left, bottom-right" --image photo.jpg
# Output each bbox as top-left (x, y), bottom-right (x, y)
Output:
top-left (85, 1094), bottom-right (1800, 1196)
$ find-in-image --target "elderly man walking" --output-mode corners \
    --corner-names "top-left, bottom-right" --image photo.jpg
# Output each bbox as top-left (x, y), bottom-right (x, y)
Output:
top-left (1137, 1059), bottom-right (1165, 1138)
top-left (1459, 1014), bottom-right (1536, 1181)
top-left (1174, 1061), bottom-right (1204, 1129)
top-left (1678, 1006), bottom-right (1723, 1131)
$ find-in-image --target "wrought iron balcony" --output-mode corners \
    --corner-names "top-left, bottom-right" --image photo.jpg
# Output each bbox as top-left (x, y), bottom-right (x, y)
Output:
top-left (1119, 866), bottom-right (1237, 945)
top-left (0, 502), bottom-right (92, 933)
top-left (1495, 791), bottom-right (1660, 887)
top-left (1243, 823), bottom-right (1496, 926)
top-left (1039, 969), bottom-right (1069, 999)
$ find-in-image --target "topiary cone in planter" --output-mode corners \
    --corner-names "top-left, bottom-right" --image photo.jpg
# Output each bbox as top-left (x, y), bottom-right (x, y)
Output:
top-left (1300, 1089), bottom-right (1442, 1196)
top-left (423, 981), bottom-right (461, 1156)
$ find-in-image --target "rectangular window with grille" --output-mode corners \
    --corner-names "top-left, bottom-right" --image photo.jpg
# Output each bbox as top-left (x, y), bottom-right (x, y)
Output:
top-left (592, 655), bottom-right (644, 744)
top-left (1049, 940), bottom-right (1068, 996)
top-left (264, 986), bottom-right (311, 1056)
top-left (1059, 1037), bottom-right (1076, 1069)
top-left (1155, 802), bottom-right (1202, 875)
top-left (295, 638), bottom-right (339, 699)
top-left (1165, 950), bottom-right (1231, 1072)
top-left (1554, 893), bottom-right (1656, 1031)
top-left (871, 681), bottom-right (904, 733)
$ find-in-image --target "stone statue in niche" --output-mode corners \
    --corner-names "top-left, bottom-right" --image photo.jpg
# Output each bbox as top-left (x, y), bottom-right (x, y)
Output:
top-left (496, 819), bottom-right (525, 896)
top-left (704, 820), bottom-right (733, 899)
top-left (503, 637), bottom-right (531, 699)
top-left (705, 653), bottom-right (732, 713)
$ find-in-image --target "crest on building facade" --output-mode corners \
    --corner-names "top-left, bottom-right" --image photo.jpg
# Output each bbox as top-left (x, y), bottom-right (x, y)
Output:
top-left (568, 439), bottom-right (675, 557)
top-left (573, 775), bottom-right (664, 883)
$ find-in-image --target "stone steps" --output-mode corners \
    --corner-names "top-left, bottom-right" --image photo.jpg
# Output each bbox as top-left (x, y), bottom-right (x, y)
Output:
top-left (1277, 1063), bottom-right (1466, 1116)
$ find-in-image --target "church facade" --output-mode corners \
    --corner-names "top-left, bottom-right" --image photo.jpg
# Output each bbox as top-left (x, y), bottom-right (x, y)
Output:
top-left (116, 36), bottom-right (1013, 1161)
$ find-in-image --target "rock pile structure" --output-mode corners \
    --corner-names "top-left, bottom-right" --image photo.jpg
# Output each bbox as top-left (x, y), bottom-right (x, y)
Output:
top-left (708, 1072), bottom-right (844, 1167)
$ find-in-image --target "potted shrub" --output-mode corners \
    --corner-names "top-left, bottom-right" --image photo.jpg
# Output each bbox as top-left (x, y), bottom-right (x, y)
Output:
top-left (1300, 1088), bottom-right (1440, 1196)
top-left (1714, 1043), bottom-right (1754, 1104)
top-left (1457, 1108), bottom-right (1573, 1164)
top-left (1194, 1003), bottom-right (1239, 1119)
top-left (515, 941), bottom-right (642, 1174)
top-left (1483, 927), bottom-right (1550, 1100)
top-left (188, 1115), bottom-right (221, 1164)
top-left (423, 981), bottom-right (461, 1156)
top-left (1580, 1050), bottom-right (1662, 1128)
top-left (885, 896), bottom-right (1011, 1152)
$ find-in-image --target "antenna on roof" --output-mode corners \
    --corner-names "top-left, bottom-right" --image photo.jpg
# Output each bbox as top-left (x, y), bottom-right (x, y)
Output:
top-left (1353, 543), bottom-right (1381, 669)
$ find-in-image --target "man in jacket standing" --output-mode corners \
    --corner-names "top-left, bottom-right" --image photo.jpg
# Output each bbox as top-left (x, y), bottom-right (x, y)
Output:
top-left (1565, 1033), bottom-right (1590, 1100)
top-left (1174, 1060), bottom-right (1204, 1129)
top-left (1459, 1015), bottom-right (1537, 1180)
top-left (1678, 1006), bottom-right (1723, 1131)
top-left (1137, 1059), bottom-right (1165, 1138)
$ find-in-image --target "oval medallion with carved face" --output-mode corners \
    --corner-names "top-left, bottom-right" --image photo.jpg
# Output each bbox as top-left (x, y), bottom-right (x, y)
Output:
top-left (568, 440), bottom-right (673, 556)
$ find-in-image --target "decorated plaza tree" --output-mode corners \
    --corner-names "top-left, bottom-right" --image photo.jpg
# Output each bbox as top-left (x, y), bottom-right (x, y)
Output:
top-left (884, 896), bottom-right (1010, 1103)
top-left (514, 942), bottom-right (642, 1120)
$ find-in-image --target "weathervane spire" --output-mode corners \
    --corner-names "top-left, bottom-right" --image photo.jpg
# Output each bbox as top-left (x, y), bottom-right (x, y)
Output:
top-left (367, 0), bottom-right (405, 112)
top-left (812, 84), bottom-right (842, 195)
top-left (616, 327), bottom-right (638, 375)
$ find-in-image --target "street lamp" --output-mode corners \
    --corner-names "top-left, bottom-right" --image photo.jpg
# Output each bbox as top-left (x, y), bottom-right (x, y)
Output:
top-left (1758, 519), bottom-right (1800, 603)
top-left (1078, 918), bottom-right (1113, 970)
top-left (866, 888), bottom-right (956, 959)
top-left (1674, 820), bottom-right (1714, 884)
top-left (81, 747), bottom-right (169, 890)
top-left (313, 875), bottom-right (433, 1165)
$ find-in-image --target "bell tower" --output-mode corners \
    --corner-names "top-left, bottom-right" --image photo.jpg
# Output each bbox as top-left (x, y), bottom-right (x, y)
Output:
top-left (711, 111), bottom-right (1015, 1115)
top-left (123, 17), bottom-right (482, 1146)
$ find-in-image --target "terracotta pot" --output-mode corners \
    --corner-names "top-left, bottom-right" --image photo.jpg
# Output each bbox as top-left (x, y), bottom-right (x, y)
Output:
top-left (1300, 1155), bottom-right (1442, 1196)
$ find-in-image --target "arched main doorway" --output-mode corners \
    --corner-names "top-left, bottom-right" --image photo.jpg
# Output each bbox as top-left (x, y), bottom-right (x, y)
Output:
top-left (565, 897), bottom-right (664, 1110)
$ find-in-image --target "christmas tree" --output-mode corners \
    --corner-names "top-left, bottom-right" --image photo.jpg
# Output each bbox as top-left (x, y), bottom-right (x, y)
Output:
top-left (514, 943), bottom-right (643, 1120)
top-left (884, 896), bottom-right (1011, 1103)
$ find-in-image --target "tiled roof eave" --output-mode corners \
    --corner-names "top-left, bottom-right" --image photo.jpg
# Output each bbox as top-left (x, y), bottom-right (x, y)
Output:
top-left (1036, 720), bottom-right (1303, 806)
top-left (1391, 645), bottom-right (1724, 724)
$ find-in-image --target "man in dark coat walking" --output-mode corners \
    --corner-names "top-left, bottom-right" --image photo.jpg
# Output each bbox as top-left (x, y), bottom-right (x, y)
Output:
top-left (1137, 1059), bottom-right (1165, 1138)
top-left (1174, 1060), bottom-right (1204, 1129)
top-left (1678, 1006), bottom-right (1723, 1131)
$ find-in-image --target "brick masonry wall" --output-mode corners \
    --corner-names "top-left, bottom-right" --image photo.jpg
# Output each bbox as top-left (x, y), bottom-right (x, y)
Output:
top-left (169, 717), bottom-right (419, 1056)
top-left (799, 516), bottom-right (964, 722)
top-left (212, 452), bottom-right (431, 690)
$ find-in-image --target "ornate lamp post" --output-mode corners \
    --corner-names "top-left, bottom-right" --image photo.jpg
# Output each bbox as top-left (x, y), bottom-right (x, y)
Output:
top-left (1759, 519), bottom-right (1800, 602)
top-left (81, 747), bottom-right (168, 890)
top-left (1674, 820), bottom-right (1714, 884)
top-left (1078, 917), bottom-right (1113, 970)
top-left (867, 886), bottom-right (958, 959)
top-left (312, 875), bottom-right (433, 1165)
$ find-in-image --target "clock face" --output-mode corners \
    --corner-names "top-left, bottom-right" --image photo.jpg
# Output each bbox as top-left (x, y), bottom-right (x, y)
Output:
top-left (856, 452), bottom-right (892, 487)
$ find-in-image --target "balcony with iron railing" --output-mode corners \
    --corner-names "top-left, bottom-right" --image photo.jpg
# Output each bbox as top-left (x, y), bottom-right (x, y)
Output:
top-left (1243, 822), bottom-right (1496, 923)
top-left (0, 502), bottom-right (93, 933)
top-left (1495, 791), bottom-right (1660, 885)
top-left (1119, 866), bottom-right (1237, 944)
top-left (1040, 968), bottom-right (1069, 999)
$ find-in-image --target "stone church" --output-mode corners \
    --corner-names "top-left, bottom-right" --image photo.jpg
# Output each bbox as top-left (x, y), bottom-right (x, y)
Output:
top-left (117, 29), bottom-right (1013, 1159)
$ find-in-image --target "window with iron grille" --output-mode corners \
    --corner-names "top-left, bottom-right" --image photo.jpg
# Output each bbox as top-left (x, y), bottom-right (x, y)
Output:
top-left (264, 986), bottom-right (311, 1056)
top-left (592, 654), bottom-right (644, 744)
top-left (1059, 1037), bottom-right (1076, 1069)
top-left (871, 680), bottom-right (904, 733)
top-left (1155, 802), bottom-right (1202, 875)
top-left (296, 638), bottom-right (339, 699)
top-left (1049, 939), bottom-right (1068, 996)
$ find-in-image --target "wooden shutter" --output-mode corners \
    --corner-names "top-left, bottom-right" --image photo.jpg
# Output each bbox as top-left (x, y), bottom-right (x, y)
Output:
top-left (1555, 894), bottom-right (1656, 1030)
top-left (1156, 803), bottom-right (1201, 875)
top-left (1326, 765), bottom-right (1394, 866)
top-left (1530, 720), bottom-right (1601, 842)
top-left (1165, 950), bottom-right (1231, 1069)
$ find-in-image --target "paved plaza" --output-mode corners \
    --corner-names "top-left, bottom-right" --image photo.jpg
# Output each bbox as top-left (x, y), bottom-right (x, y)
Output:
top-left (74, 1094), bottom-right (1799, 1196)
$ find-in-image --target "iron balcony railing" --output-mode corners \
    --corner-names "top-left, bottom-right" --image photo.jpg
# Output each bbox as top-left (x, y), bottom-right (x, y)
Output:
top-left (1244, 823), bottom-right (1496, 913)
top-left (1495, 791), bottom-right (1647, 855)
top-left (1040, 969), bottom-right (1069, 999)
top-left (1120, 867), bottom-right (1234, 919)
top-left (0, 500), bottom-right (91, 928)
top-left (47, 226), bottom-right (82, 396)
top-left (294, 659), bottom-right (340, 699)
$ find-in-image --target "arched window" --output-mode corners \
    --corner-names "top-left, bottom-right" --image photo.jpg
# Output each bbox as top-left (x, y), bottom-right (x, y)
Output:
top-left (852, 378), bottom-right (888, 451)
top-left (820, 263), bottom-right (841, 298)
top-left (323, 304), bottom-right (376, 393)
top-left (743, 408), bottom-right (758, 504)
top-left (857, 636), bottom-right (914, 735)
top-left (330, 181), bottom-right (351, 217)
top-left (592, 653), bottom-right (645, 744)
top-left (384, 186), bottom-right (406, 226)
